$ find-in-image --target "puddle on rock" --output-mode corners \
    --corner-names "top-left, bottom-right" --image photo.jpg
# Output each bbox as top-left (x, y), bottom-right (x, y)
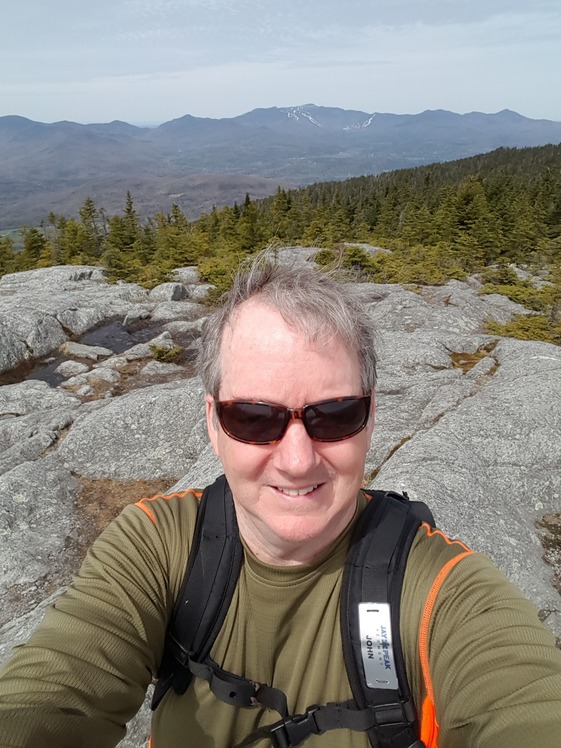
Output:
top-left (449, 341), bottom-right (498, 374)
top-left (0, 319), bottom-right (200, 388)
top-left (79, 320), bottom-right (141, 353)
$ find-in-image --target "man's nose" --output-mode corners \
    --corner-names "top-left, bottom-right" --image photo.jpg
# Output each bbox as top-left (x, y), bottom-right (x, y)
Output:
top-left (271, 417), bottom-right (319, 473)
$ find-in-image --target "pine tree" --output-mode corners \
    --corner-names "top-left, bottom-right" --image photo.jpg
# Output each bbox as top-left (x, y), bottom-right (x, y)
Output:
top-left (78, 197), bottom-right (104, 261)
top-left (302, 205), bottom-right (330, 246)
top-left (269, 187), bottom-right (292, 240)
top-left (237, 194), bottom-right (264, 252)
top-left (55, 218), bottom-right (87, 265)
top-left (375, 184), bottom-right (405, 238)
top-left (103, 192), bottom-right (142, 281)
top-left (507, 192), bottom-right (540, 260)
top-left (0, 235), bottom-right (15, 277)
top-left (13, 228), bottom-right (47, 271)
top-left (216, 205), bottom-right (240, 250)
top-left (152, 204), bottom-right (204, 274)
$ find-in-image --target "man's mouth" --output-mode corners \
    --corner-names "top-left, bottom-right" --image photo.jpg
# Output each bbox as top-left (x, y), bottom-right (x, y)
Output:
top-left (275, 485), bottom-right (319, 497)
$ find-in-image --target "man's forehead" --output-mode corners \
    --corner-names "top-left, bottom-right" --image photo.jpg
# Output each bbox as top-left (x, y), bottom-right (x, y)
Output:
top-left (218, 299), bottom-right (362, 393)
top-left (222, 299), bottom-right (326, 349)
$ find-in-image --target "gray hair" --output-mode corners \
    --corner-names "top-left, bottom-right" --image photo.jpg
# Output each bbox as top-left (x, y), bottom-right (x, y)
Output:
top-left (197, 252), bottom-right (378, 398)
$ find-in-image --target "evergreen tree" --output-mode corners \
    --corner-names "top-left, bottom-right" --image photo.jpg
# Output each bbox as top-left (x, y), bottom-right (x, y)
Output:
top-left (103, 192), bottom-right (142, 281)
top-left (507, 192), bottom-right (540, 260)
top-left (269, 187), bottom-right (292, 240)
top-left (302, 205), bottom-right (330, 246)
top-left (0, 235), bottom-right (15, 277)
top-left (216, 205), bottom-right (240, 249)
top-left (324, 193), bottom-right (352, 245)
top-left (13, 228), bottom-right (47, 271)
top-left (78, 197), bottom-right (104, 260)
top-left (237, 194), bottom-right (265, 252)
top-left (122, 191), bottom-right (140, 247)
top-left (153, 204), bottom-right (206, 273)
top-left (203, 207), bottom-right (221, 244)
top-left (36, 239), bottom-right (57, 268)
top-left (55, 218), bottom-right (88, 265)
top-left (375, 184), bottom-right (405, 237)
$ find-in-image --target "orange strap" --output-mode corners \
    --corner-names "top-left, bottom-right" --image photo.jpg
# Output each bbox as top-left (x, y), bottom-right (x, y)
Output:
top-left (417, 524), bottom-right (474, 747)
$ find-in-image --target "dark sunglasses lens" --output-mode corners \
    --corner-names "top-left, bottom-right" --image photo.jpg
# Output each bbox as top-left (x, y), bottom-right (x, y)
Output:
top-left (305, 397), bottom-right (370, 441)
top-left (218, 402), bottom-right (287, 443)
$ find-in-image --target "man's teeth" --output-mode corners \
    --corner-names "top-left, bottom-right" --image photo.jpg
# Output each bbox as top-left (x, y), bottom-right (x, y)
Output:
top-left (277, 486), bottom-right (318, 497)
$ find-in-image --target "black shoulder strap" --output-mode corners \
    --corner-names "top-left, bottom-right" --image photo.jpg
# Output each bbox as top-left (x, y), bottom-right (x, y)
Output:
top-left (151, 474), bottom-right (244, 709)
top-left (340, 490), bottom-right (434, 748)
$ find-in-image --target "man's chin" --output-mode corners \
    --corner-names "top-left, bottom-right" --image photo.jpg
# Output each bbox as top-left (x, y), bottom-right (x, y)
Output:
top-left (268, 516), bottom-right (339, 548)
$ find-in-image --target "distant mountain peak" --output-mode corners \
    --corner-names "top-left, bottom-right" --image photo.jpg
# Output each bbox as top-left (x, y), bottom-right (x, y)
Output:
top-left (494, 108), bottom-right (529, 121)
top-left (283, 106), bottom-right (322, 127)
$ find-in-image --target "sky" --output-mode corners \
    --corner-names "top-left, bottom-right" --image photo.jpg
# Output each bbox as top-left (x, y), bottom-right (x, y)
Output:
top-left (1, 0), bottom-right (560, 126)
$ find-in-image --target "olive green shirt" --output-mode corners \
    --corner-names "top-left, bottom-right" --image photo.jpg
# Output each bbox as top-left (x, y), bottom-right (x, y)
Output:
top-left (0, 489), bottom-right (560, 747)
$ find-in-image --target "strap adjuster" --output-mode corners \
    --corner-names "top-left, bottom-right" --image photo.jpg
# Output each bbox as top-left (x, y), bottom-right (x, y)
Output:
top-left (270, 705), bottom-right (323, 748)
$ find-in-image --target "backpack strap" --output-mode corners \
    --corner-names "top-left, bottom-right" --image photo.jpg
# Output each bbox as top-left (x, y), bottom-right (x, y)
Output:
top-left (151, 474), bottom-right (244, 709)
top-left (341, 490), bottom-right (434, 748)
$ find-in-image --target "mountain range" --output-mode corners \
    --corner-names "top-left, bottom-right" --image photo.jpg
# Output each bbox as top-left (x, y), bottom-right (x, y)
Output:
top-left (1, 105), bottom-right (561, 230)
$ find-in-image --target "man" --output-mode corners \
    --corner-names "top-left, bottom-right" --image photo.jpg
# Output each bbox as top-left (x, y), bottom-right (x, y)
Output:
top-left (0, 255), bottom-right (560, 747)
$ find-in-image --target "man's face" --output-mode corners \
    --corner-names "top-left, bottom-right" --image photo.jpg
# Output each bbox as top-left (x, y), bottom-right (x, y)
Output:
top-left (206, 299), bottom-right (375, 565)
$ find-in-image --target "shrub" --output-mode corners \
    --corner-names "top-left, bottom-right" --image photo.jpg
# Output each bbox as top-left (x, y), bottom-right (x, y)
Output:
top-left (480, 264), bottom-right (520, 285)
top-left (314, 248), bottom-right (338, 266)
top-left (480, 283), bottom-right (545, 311)
top-left (340, 245), bottom-right (377, 274)
top-left (367, 242), bottom-right (466, 286)
top-left (149, 344), bottom-right (184, 362)
top-left (197, 252), bottom-right (248, 302)
top-left (486, 314), bottom-right (561, 345)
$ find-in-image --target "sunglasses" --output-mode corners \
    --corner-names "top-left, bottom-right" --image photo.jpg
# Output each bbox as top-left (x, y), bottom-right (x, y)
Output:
top-left (214, 395), bottom-right (371, 445)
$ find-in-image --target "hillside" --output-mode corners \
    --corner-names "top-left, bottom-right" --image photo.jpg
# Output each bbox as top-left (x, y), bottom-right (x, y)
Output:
top-left (255, 142), bottom-right (561, 255)
top-left (1, 106), bottom-right (561, 229)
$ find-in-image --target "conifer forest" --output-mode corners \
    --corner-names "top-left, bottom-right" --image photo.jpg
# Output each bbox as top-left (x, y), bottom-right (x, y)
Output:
top-left (1, 143), bottom-right (560, 344)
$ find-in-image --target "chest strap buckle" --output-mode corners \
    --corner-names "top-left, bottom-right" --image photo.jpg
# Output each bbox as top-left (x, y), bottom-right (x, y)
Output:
top-left (269, 705), bottom-right (323, 748)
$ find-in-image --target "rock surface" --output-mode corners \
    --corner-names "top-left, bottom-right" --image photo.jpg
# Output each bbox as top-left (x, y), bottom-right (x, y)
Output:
top-left (0, 256), bottom-right (560, 748)
top-left (148, 282), bottom-right (189, 302)
top-left (55, 360), bottom-right (90, 377)
top-left (0, 265), bottom-right (210, 375)
top-left (60, 341), bottom-right (114, 360)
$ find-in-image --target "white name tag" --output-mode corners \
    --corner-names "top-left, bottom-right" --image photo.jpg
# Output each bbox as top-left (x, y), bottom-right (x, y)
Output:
top-left (358, 602), bottom-right (398, 690)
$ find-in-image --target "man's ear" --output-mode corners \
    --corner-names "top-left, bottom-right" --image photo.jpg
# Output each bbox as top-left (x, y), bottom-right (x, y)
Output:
top-left (205, 395), bottom-right (220, 456)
